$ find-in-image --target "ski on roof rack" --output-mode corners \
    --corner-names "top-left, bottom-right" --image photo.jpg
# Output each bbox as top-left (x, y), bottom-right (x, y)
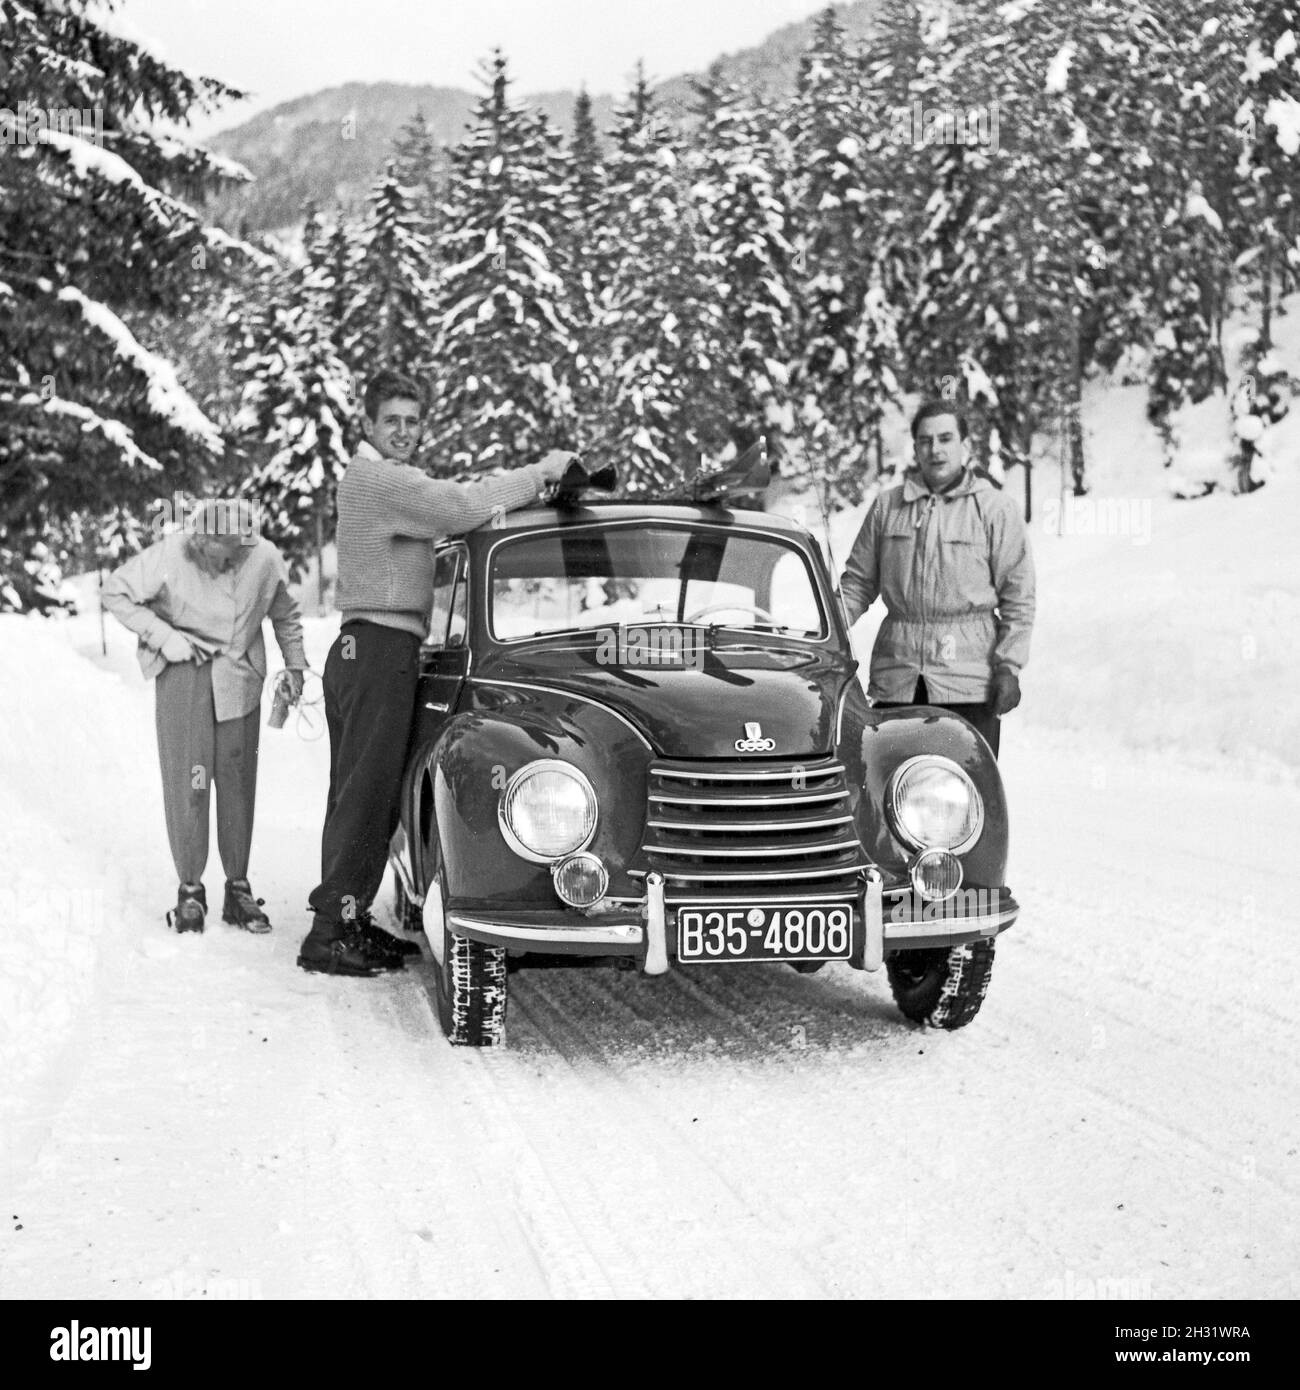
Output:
top-left (616, 438), bottom-right (771, 507)
top-left (541, 437), bottom-right (770, 509)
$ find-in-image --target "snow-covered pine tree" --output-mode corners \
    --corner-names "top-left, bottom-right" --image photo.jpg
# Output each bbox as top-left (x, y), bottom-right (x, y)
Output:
top-left (1227, 3), bottom-right (1299, 358)
top-left (556, 90), bottom-right (607, 447)
top-left (782, 6), bottom-right (902, 501)
top-left (910, 0), bottom-right (1216, 506)
top-left (588, 67), bottom-right (731, 491)
top-left (392, 108), bottom-right (442, 227)
top-left (305, 209), bottom-right (361, 364)
top-left (687, 67), bottom-right (798, 471)
top-left (0, 0), bottom-right (256, 608)
top-left (341, 163), bottom-right (437, 384)
top-left (427, 51), bottom-right (578, 474)
top-left (1145, 182), bottom-right (1229, 464)
top-left (231, 244), bottom-right (353, 581)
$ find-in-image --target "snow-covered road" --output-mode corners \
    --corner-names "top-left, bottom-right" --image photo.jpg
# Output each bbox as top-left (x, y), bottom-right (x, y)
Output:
top-left (2, 648), bottom-right (1297, 1298)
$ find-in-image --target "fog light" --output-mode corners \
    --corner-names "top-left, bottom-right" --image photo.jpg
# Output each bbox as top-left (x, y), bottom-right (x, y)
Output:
top-left (552, 852), bottom-right (609, 908)
top-left (910, 848), bottom-right (962, 902)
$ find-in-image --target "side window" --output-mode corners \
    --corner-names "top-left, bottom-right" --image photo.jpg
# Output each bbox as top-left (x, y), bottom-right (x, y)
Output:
top-left (427, 549), bottom-right (460, 649)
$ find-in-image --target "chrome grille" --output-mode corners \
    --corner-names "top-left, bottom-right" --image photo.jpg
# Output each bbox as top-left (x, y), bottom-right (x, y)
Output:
top-left (633, 757), bottom-right (867, 904)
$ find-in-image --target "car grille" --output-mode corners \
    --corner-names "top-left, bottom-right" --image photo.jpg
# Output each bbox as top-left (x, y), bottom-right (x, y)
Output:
top-left (631, 757), bottom-right (868, 904)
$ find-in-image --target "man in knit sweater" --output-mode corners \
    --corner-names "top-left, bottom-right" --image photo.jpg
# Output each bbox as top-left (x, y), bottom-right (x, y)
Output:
top-left (299, 369), bottom-right (575, 976)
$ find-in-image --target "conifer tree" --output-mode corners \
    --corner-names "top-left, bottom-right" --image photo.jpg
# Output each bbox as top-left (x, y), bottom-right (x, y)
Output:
top-left (0, 0), bottom-right (255, 607)
top-left (341, 163), bottom-right (437, 382)
top-left (589, 66), bottom-right (730, 490)
top-left (428, 51), bottom-right (578, 473)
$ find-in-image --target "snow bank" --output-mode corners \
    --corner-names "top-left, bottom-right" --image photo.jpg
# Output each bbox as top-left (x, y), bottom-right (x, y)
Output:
top-left (0, 608), bottom-right (343, 1168)
top-left (0, 613), bottom-right (171, 1163)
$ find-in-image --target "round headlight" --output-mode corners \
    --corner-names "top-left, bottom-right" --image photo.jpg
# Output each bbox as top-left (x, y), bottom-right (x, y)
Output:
top-left (887, 756), bottom-right (983, 853)
top-left (499, 760), bottom-right (598, 863)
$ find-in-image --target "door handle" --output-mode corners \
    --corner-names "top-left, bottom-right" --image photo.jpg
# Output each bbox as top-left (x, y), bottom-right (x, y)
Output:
top-left (424, 701), bottom-right (450, 712)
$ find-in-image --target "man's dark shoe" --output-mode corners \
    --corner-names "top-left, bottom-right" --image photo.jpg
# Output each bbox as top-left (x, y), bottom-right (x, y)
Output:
top-left (297, 926), bottom-right (382, 977)
top-left (166, 882), bottom-right (207, 933)
top-left (222, 878), bottom-right (272, 933)
top-left (353, 912), bottom-right (413, 970)
top-left (362, 909), bottom-right (421, 956)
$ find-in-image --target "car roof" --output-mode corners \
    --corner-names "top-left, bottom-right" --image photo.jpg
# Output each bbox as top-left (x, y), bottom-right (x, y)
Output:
top-left (455, 501), bottom-right (816, 542)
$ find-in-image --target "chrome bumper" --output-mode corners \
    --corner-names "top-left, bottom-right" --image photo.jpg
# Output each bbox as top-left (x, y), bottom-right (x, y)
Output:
top-left (447, 913), bottom-right (643, 948)
top-left (447, 876), bottom-right (1018, 968)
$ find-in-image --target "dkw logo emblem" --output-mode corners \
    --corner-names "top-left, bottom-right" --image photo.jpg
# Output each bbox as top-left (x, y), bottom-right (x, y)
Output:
top-left (735, 721), bottom-right (776, 753)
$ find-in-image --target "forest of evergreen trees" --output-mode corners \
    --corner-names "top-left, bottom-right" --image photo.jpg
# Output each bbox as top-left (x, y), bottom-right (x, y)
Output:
top-left (2, 0), bottom-right (1297, 602)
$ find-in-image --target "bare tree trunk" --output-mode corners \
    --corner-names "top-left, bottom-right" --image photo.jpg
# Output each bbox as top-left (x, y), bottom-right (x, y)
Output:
top-left (1070, 312), bottom-right (1087, 495)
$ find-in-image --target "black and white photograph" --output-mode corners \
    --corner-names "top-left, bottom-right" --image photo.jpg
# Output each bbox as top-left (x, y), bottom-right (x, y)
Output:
top-left (0, 0), bottom-right (1296, 1329)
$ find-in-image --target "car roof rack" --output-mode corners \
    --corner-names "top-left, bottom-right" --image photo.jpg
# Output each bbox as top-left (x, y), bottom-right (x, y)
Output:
top-left (650, 439), bottom-right (771, 507)
top-left (552, 439), bottom-right (768, 510)
top-left (546, 439), bottom-right (771, 510)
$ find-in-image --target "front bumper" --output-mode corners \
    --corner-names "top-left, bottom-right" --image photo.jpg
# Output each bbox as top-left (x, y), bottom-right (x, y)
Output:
top-left (447, 875), bottom-right (1019, 970)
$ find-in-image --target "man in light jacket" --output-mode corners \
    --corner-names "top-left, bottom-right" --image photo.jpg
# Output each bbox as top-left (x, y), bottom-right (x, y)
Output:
top-left (102, 498), bottom-right (307, 932)
top-left (839, 400), bottom-right (1035, 757)
top-left (299, 369), bottom-right (575, 977)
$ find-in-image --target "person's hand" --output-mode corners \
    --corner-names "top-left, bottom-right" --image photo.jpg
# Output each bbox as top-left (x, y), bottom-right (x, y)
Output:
top-left (283, 669), bottom-right (306, 701)
top-left (535, 450), bottom-right (581, 486)
top-left (990, 666), bottom-right (1021, 716)
top-left (159, 631), bottom-right (198, 663)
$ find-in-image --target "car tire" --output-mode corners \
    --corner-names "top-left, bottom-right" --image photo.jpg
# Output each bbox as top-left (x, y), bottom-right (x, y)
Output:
top-left (430, 888), bottom-right (508, 1047)
top-left (393, 871), bottom-right (424, 934)
top-left (885, 939), bottom-right (996, 1030)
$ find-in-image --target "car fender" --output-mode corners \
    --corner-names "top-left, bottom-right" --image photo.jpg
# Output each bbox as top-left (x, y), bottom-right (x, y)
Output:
top-left (839, 681), bottom-right (1010, 888)
top-left (419, 682), bottom-right (652, 907)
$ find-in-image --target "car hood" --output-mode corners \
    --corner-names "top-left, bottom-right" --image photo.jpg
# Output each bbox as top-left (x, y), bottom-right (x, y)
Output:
top-left (474, 639), bottom-right (857, 759)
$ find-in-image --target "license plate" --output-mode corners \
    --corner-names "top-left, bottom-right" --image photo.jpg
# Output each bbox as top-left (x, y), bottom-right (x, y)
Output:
top-left (676, 904), bottom-right (853, 963)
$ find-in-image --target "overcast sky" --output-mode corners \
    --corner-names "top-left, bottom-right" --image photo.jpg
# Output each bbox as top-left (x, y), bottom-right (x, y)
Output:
top-left (124, 0), bottom-right (833, 134)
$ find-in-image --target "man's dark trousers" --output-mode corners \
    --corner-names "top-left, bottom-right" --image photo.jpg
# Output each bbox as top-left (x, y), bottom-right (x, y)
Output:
top-left (307, 620), bottom-right (420, 936)
top-left (874, 675), bottom-right (1001, 758)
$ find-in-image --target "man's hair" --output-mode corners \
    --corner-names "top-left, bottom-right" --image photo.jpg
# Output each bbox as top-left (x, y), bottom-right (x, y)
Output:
top-left (363, 370), bottom-right (426, 422)
top-left (910, 398), bottom-right (970, 441)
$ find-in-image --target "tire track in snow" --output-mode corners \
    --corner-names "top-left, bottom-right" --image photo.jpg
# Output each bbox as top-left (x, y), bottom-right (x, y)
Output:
top-left (319, 970), bottom-right (616, 1299)
top-left (508, 971), bottom-right (843, 1298)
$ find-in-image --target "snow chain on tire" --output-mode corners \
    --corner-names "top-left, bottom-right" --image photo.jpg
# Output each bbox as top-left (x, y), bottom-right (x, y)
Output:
top-left (886, 938), bottom-right (997, 1031)
top-left (440, 931), bottom-right (508, 1047)
top-left (393, 873), bottom-right (423, 933)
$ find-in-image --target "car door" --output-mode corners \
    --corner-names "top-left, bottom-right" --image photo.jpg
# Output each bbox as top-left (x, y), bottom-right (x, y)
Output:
top-left (416, 544), bottom-right (470, 739)
top-left (398, 546), bottom-right (470, 890)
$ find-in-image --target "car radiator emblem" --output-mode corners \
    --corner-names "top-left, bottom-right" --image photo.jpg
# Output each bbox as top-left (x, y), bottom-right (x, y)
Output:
top-left (735, 721), bottom-right (777, 753)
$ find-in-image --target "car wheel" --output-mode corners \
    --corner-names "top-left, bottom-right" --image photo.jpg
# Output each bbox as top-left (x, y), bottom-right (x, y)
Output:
top-left (393, 871), bottom-right (423, 933)
top-left (885, 939), bottom-right (996, 1030)
top-left (427, 876), bottom-right (508, 1046)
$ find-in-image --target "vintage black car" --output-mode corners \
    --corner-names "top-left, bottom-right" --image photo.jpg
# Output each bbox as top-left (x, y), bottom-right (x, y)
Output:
top-left (389, 489), bottom-right (1019, 1045)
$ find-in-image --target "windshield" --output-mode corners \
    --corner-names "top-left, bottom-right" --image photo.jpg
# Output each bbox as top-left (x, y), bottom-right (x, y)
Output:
top-left (490, 523), bottom-right (827, 642)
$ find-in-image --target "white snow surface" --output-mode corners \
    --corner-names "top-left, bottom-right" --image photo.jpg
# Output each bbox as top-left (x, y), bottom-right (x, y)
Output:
top-left (3, 367), bottom-right (1300, 1298)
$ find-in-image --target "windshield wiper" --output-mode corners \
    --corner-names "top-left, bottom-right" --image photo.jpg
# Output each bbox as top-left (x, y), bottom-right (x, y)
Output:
top-left (703, 621), bottom-right (809, 636)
